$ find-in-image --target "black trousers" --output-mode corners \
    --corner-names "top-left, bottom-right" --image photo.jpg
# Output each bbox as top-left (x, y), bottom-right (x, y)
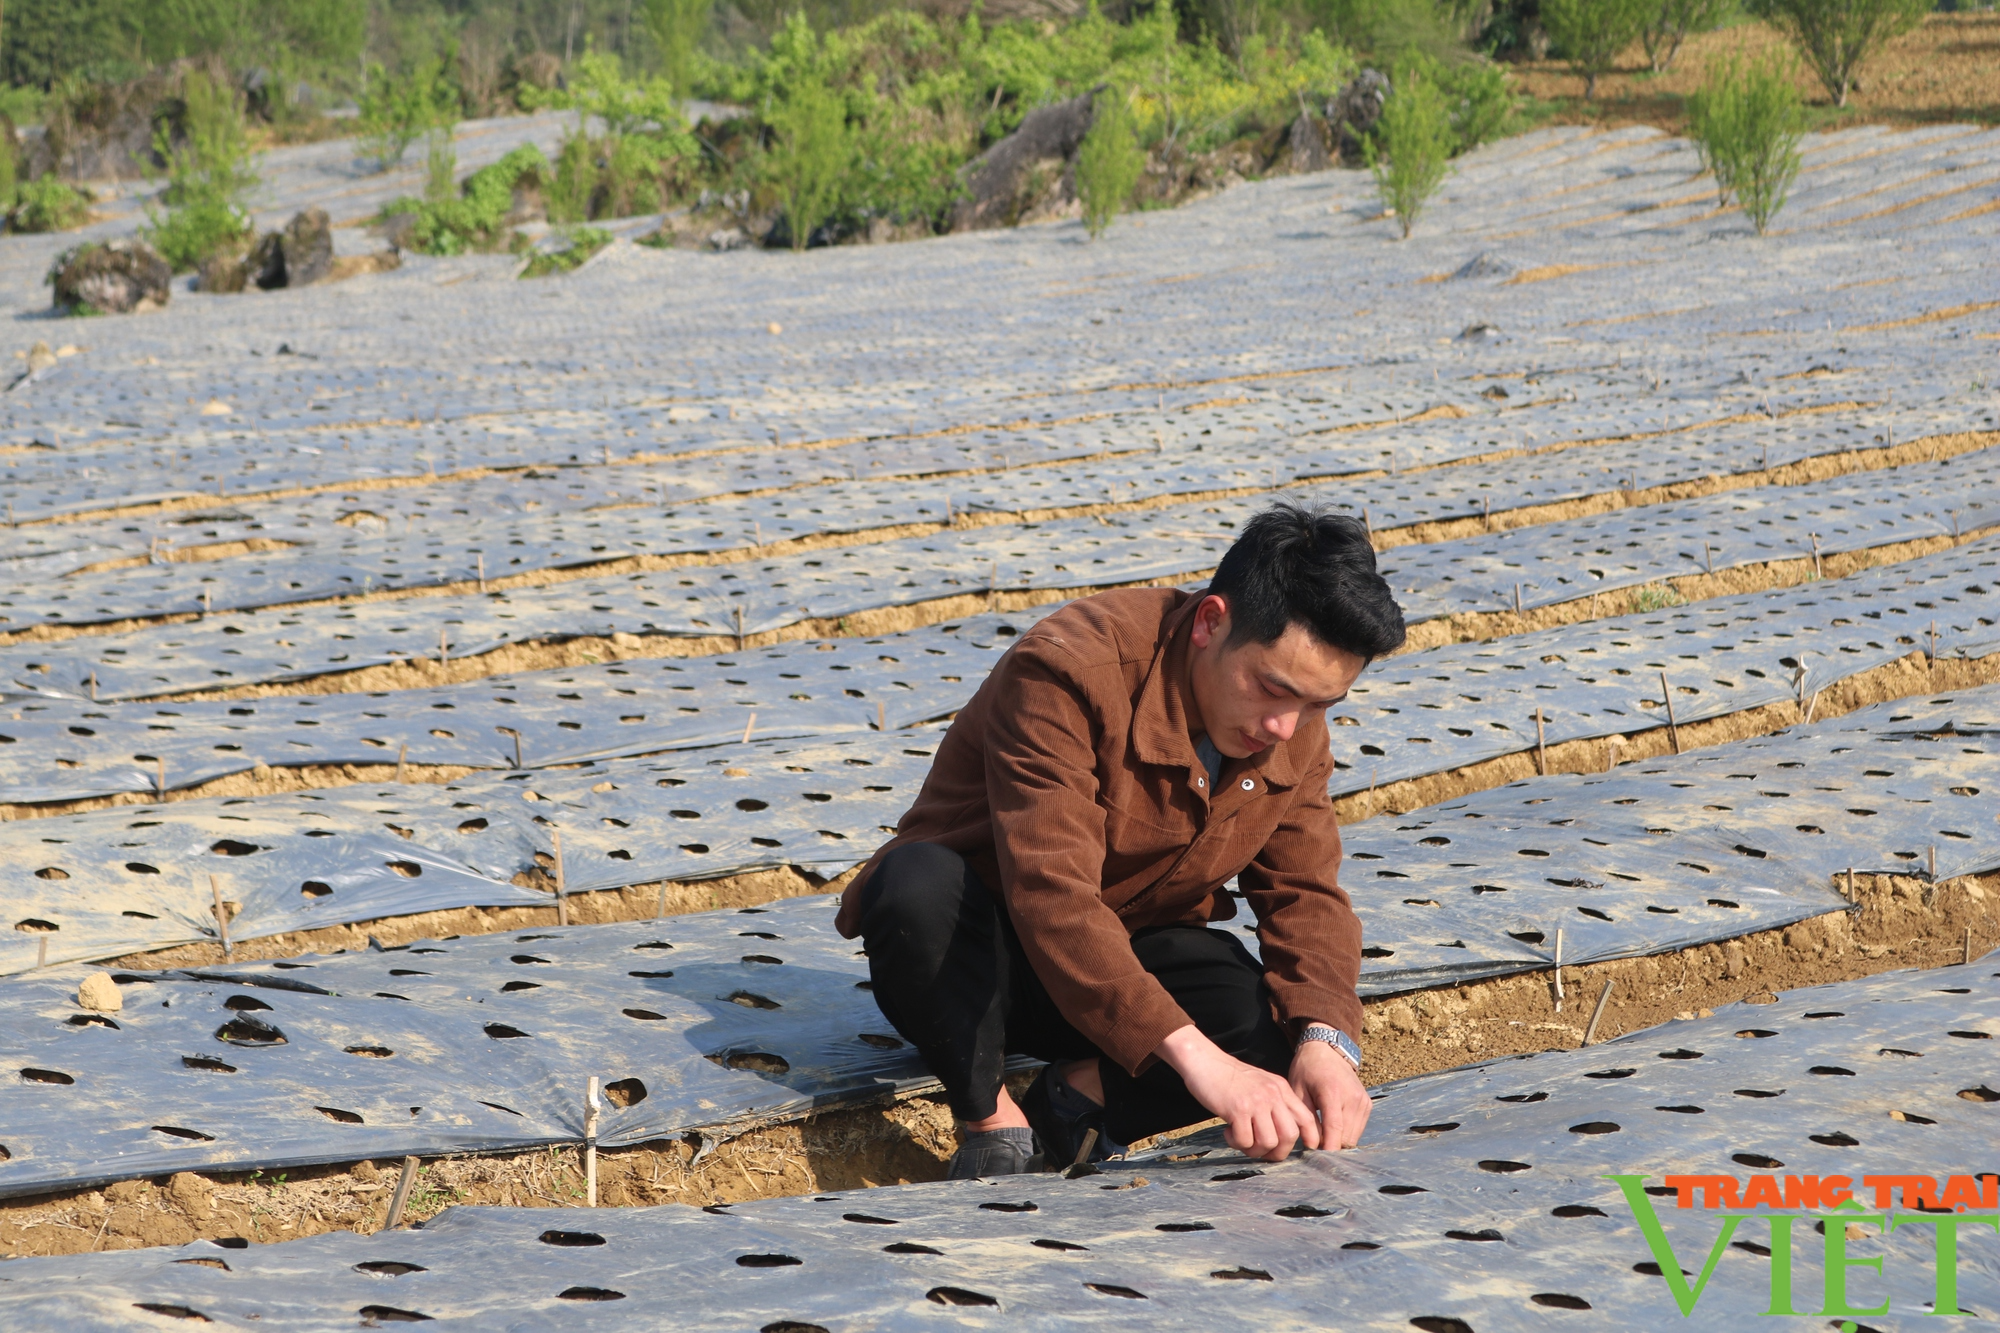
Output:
top-left (858, 841), bottom-right (1293, 1146)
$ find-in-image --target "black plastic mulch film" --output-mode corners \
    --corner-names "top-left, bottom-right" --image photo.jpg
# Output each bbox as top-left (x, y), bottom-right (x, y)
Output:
top-left (0, 956), bottom-right (1994, 1329)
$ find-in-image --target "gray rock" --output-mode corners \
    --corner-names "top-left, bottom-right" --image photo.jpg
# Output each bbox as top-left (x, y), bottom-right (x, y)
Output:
top-left (1330, 69), bottom-right (1391, 164)
top-left (951, 88), bottom-right (1102, 232)
top-left (47, 238), bottom-right (171, 315)
top-left (1287, 111), bottom-right (1331, 175)
top-left (259, 207), bottom-right (335, 288)
top-left (1451, 252), bottom-right (1515, 281)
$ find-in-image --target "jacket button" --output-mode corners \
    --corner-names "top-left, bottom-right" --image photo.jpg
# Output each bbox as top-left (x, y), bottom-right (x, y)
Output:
top-left (1196, 777), bottom-right (1205, 787)
top-left (1241, 778), bottom-right (1255, 791)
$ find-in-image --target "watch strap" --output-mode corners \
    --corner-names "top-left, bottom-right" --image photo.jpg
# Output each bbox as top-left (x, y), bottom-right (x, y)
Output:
top-left (1298, 1022), bottom-right (1362, 1070)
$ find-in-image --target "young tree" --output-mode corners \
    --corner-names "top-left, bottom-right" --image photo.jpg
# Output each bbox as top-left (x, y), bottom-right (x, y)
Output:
top-left (643, 0), bottom-right (713, 98)
top-left (1687, 52), bottom-right (1805, 233)
top-left (1076, 86), bottom-right (1145, 240)
top-left (1747, 0), bottom-right (1928, 107)
top-left (766, 72), bottom-right (851, 251)
top-left (1540, 0), bottom-right (1651, 99)
top-left (359, 57), bottom-right (459, 171)
top-left (1364, 62), bottom-right (1454, 239)
top-left (1640, 0), bottom-right (1730, 72)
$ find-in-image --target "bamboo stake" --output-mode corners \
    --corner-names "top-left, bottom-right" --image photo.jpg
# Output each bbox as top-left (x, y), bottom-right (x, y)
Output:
top-left (1534, 706), bottom-right (1548, 777)
top-left (37, 935), bottom-right (47, 969)
top-left (741, 712), bottom-right (756, 745)
top-left (476, 554), bottom-right (485, 593)
top-left (88, 670), bottom-right (97, 702)
top-left (1930, 619), bottom-right (1938, 681)
top-left (1965, 927), bottom-right (1974, 966)
top-left (1809, 532), bottom-right (1822, 580)
top-left (1514, 583), bottom-right (1523, 616)
top-left (201, 587), bottom-right (211, 618)
top-left (1552, 928), bottom-right (1564, 1013)
top-left (210, 874), bottom-right (231, 959)
top-left (384, 1156), bottom-right (419, 1230)
top-left (395, 743), bottom-right (408, 783)
top-left (154, 756), bottom-right (165, 801)
top-left (585, 1077), bottom-right (602, 1207)
top-left (1703, 541), bottom-right (1713, 575)
top-left (1659, 672), bottom-right (1681, 754)
top-left (1847, 866), bottom-right (1856, 902)
top-left (734, 604), bottom-right (745, 651)
top-left (438, 626), bottom-right (448, 666)
top-left (1582, 979), bottom-right (1615, 1046)
top-left (875, 701), bottom-right (885, 732)
top-left (554, 829), bottom-right (568, 927)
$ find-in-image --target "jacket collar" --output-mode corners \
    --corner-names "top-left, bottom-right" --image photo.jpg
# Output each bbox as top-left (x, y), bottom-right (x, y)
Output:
top-left (1131, 591), bottom-right (1302, 790)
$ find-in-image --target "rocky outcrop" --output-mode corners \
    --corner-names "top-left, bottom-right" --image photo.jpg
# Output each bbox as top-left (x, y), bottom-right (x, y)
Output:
top-left (250, 208), bottom-right (335, 289)
top-left (950, 88), bottom-right (1102, 232)
top-left (1330, 69), bottom-right (1391, 164)
top-left (48, 239), bottom-right (171, 314)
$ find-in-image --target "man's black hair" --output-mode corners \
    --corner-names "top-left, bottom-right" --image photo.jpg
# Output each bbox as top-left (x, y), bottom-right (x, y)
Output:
top-left (1207, 502), bottom-right (1407, 660)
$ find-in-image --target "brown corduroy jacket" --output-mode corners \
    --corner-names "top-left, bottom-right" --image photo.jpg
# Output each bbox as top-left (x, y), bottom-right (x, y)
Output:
top-left (835, 587), bottom-right (1363, 1075)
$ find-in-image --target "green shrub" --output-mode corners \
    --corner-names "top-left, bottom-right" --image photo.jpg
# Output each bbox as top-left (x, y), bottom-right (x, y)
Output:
top-left (520, 225), bottom-right (613, 277)
top-left (1364, 61), bottom-right (1454, 238)
top-left (1746, 0), bottom-right (1927, 107)
top-left (1640, 0), bottom-right (1730, 72)
top-left (144, 70), bottom-right (257, 271)
top-left (1539, 0), bottom-right (1652, 99)
top-left (10, 176), bottom-right (94, 232)
top-left (359, 57), bottom-right (459, 171)
top-left (762, 27), bottom-right (854, 252)
top-left (548, 131), bottom-right (598, 225)
top-left (1688, 52), bottom-right (1805, 233)
top-left (423, 126), bottom-right (458, 205)
top-left (384, 143), bottom-right (550, 255)
top-left (1077, 85), bottom-right (1145, 239)
top-left (1429, 56), bottom-right (1515, 154)
top-left (643, 0), bottom-right (715, 98)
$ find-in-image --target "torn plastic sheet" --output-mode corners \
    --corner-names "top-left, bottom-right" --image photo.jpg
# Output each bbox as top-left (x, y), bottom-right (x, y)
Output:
top-left (0, 955), bottom-right (1993, 1327)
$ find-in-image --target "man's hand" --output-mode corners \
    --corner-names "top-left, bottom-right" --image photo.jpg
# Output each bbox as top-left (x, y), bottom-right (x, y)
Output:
top-left (1157, 1026), bottom-right (1321, 1162)
top-left (1290, 1036), bottom-right (1371, 1149)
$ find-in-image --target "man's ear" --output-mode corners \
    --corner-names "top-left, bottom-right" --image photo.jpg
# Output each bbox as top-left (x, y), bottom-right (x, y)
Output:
top-left (1190, 594), bottom-right (1229, 650)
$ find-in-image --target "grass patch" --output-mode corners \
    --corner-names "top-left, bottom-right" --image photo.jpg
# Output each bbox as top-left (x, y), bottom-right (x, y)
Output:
top-left (520, 226), bottom-right (614, 278)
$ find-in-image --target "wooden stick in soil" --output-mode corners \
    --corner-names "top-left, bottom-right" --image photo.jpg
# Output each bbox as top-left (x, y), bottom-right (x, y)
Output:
top-left (383, 1156), bottom-right (420, 1230)
top-left (554, 829), bottom-right (568, 926)
top-left (154, 756), bottom-right (165, 802)
top-left (1552, 928), bottom-right (1564, 1013)
top-left (395, 743), bottom-right (407, 783)
top-left (734, 604), bottom-right (745, 652)
top-left (741, 711), bottom-right (756, 745)
top-left (1534, 707), bottom-right (1547, 777)
top-left (1582, 979), bottom-right (1615, 1047)
top-left (585, 1076), bottom-right (602, 1207)
top-left (1968, 927), bottom-right (1976, 966)
top-left (210, 873), bottom-right (231, 959)
top-left (1659, 672), bottom-right (1681, 754)
top-left (36, 934), bottom-right (46, 969)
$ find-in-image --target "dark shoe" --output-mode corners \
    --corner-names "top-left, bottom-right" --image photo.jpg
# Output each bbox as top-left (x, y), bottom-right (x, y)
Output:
top-left (1021, 1063), bottom-right (1126, 1169)
top-left (946, 1126), bottom-right (1036, 1180)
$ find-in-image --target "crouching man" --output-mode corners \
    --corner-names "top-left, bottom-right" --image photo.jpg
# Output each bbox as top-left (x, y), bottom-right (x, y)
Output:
top-left (834, 503), bottom-right (1406, 1176)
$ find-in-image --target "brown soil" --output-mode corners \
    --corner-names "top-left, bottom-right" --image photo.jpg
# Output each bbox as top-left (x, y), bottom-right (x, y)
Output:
top-left (1509, 14), bottom-right (2000, 130)
top-left (5, 868), bottom-right (1987, 1258)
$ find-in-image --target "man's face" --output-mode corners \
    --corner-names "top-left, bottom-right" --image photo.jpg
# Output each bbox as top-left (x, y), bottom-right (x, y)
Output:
top-left (1185, 594), bottom-right (1367, 759)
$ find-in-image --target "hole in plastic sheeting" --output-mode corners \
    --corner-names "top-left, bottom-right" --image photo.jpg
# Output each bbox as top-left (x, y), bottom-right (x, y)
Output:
top-left (1497, 1092), bottom-right (1548, 1103)
top-left (20, 1068), bottom-right (74, 1085)
top-left (209, 840), bottom-right (260, 857)
top-left (14, 918), bottom-right (57, 933)
top-left (316, 1106), bottom-right (364, 1124)
top-left (1409, 1318), bottom-right (1475, 1333)
top-left (980, 1200), bottom-right (1038, 1213)
top-left (1342, 1241), bottom-right (1381, 1251)
top-left (1410, 1123), bottom-right (1459, 1135)
top-left (126, 863), bottom-right (160, 875)
top-left (1552, 1205), bottom-right (1608, 1218)
top-left (1379, 1185), bottom-right (1429, 1196)
top-left (1735, 1088), bottom-right (1785, 1098)
top-left (1585, 1069), bottom-right (1636, 1080)
top-left (344, 1045), bottom-right (393, 1059)
top-left (175, 1258), bottom-right (230, 1271)
top-left (502, 981), bottom-right (542, 993)
top-left (724, 1051), bottom-right (789, 1074)
top-left (737, 1254), bottom-right (803, 1268)
top-left (1569, 1122), bottom-right (1620, 1135)
top-left (1733, 1153), bottom-right (1785, 1169)
top-left (133, 1305), bottom-right (210, 1322)
top-left (1656, 1105), bottom-right (1704, 1114)
top-left (1447, 1229), bottom-right (1504, 1242)
top-left (181, 1056), bottom-right (237, 1073)
top-left (1531, 1294), bottom-right (1593, 1310)
top-left (66, 1014), bottom-right (118, 1029)
top-left (1507, 930), bottom-right (1545, 945)
top-left (857, 1033), bottom-right (903, 1049)
top-left (123, 911), bottom-right (159, 920)
top-left (216, 1017), bottom-right (286, 1046)
top-left (742, 954), bottom-right (783, 965)
top-left (1362, 947), bottom-right (1396, 958)
top-left (623, 1008), bottom-right (665, 1021)
top-left (457, 818), bottom-right (488, 833)
top-left (1736, 1029), bottom-right (1778, 1039)
top-left (727, 991), bottom-right (781, 1010)
top-left (628, 970), bottom-right (673, 981)
top-left (1658, 1049), bottom-right (1702, 1061)
top-left (1212, 1168), bottom-right (1264, 1182)
top-left (1156, 1222), bottom-right (1215, 1233)
top-left (480, 1101), bottom-right (523, 1117)
top-left (1478, 1160), bottom-right (1531, 1174)
top-left (842, 1213), bottom-right (898, 1225)
top-left (885, 1242), bottom-right (943, 1255)
top-left (602, 1077), bottom-right (647, 1108)
top-left (1804, 1011), bottom-right (1844, 1020)
top-left (1087, 1283), bottom-right (1149, 1299)
top-left (301, 881), bottom-right (332, 898)
top-left (1732, 1240), bottom-right (1773, 1257)
top-left (356, 1306), bottom-right (433, 1323)
top-left (484, 1024), bottom-right (529, 1039)
top-left (1634, 1262), bottom-right (1692, 1278)
top-left (1959, 1086), bottom-right (2000, 1102)
top-left (538, 1230), bottom-right (605, 1247)
top-left (1032, 1238), bottom-right (1086, 1250)
top-left (928, 1288), bottom-right (998, 1307)
top-left (153, 1125), bottom-right (216, 1141)
top-left (1213, 1266), bottom-right (1272, 1281)
top-left (763, 1323), bottom-right (831, 1333)
top-left (223, 996), bottom-right (272, 1012)
top-left (214, 1238), bottom-right (248, 1249)
top-left (388, 861), bottom-right (423, 878)
top-left (356, 1262), bottom-right (428, 1276)
top-left (34, 867), bottom-right (68, 880)
top-left (1809, 1066), bottom-right (1855, 1076)
top-left (1949, 1030), bottom-right (1994, 1040)
top-left (1810, 1132), bottom-right (1860, 1147)
top-left (558, 1288), bottom-right (626, 1301)
top-left (512, 955), bottom-right (552, 965)
top-left (1277, 1204), bottom-right (1333, 1218)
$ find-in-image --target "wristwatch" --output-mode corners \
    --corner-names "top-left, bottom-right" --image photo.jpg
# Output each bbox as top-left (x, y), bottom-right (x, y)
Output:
top-left (1298, 1023), bottom-right (1363, 1071)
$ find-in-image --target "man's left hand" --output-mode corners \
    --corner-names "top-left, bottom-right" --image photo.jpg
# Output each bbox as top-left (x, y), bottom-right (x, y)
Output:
top-left (1289, 1038), bottom-right (1372, 1149)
